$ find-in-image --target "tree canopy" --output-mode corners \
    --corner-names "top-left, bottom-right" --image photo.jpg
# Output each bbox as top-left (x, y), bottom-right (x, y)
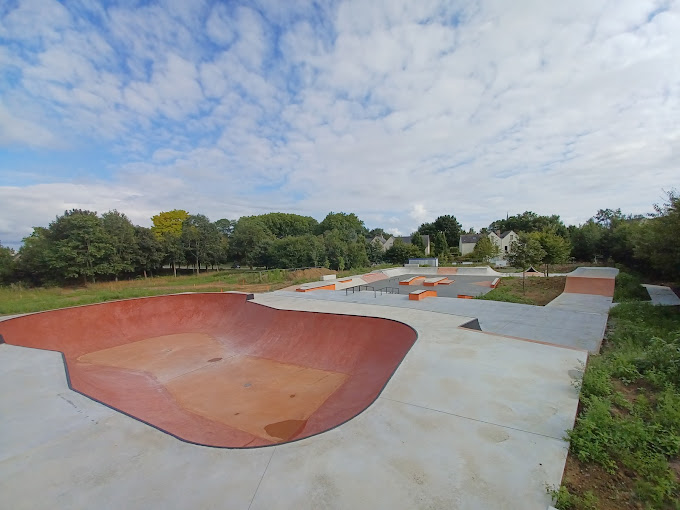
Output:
top-left (472, 236), bottom-right (500, 263)
top-left (489, 211), bottom-right (567, 237)
top-left (318, 212), bottom-right (367, 240)
top-left (418, 214), bottom-right (463, 248)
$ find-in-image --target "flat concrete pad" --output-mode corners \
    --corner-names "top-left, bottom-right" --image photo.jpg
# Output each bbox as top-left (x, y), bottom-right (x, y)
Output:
top-left (274, 289), bottom-right (607, 352)
top-left (250, 398), bottom-right (570, 510)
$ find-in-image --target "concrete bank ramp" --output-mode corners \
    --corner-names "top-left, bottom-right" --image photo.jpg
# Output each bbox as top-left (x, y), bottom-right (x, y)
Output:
top-left (643, 285), bottom-right (680, 306)
top-left (547, 267), bottom-right (618, 314)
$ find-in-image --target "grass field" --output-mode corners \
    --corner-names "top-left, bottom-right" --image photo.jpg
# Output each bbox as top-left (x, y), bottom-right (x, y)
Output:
top-left (0, 265), bottom-right (401, 316)
top-left (0, 268), bottom-right (322, 315)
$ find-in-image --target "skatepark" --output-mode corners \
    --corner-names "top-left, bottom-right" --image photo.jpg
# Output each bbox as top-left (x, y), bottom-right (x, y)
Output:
top-left (0, 266), bottom-right (619, 509)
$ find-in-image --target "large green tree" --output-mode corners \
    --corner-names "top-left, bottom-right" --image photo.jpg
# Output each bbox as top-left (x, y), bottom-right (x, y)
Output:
top-left (317, 212), bottom-right (367, 241)
top-left (508, 234), bottom-right (546, 292)
top-left (322, 229), bottom-right (350, 270)
top-left (231, 216), bottom-right (274, 268)
top-left (133, 226), bottom-right (164, 278)
top-left (472, 236), bottom-right (500, 263)
top-left (268, 235), bottom-right (325, 269)
top-left (214, 218), bottom-right (236, 238)
top-left (633, 190), bottom-right (680, 280)
top-left (568, 220), bottom-right (604, 262)
top-left (367, 239), bottom-right (385, 265)
top-left (101, 210), bottom-right (137, 280)
top-left (431, 231), bottom-right (451, 263)
top-left (384, 238), bottom-right (411, 264)
top-left (532, 230), bottom-right (571, 276)
top-left (490, 211), bottom-right (568, 237)
top-left (410, 233), bottom-right (426, 254)
top-left (181, 214), bottom-right (221, 273)
top-left (16, 228), bottom-right (51, 284)
top-left (258, 213), bottom-right (318, 238)
top-left (347, 236), bottom-right (370, 269)
top-left (0, 242), bottom-right (15, 284)
top-left (418, 214), bottom-right (463, 248)
top-left (46, 210), bottom-right (115, 283)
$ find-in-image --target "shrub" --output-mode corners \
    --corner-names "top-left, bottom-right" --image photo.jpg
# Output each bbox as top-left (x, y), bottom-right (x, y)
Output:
top-left (613, 272), bottom-right (652, 302)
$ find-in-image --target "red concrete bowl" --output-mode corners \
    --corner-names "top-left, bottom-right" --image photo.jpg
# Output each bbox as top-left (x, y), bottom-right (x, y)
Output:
top-left (0, 293), bottom-right (417, 448)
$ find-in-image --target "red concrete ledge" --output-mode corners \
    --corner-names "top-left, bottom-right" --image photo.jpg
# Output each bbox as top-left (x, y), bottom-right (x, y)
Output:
top-left (0, 293), bottom-right (417, 448)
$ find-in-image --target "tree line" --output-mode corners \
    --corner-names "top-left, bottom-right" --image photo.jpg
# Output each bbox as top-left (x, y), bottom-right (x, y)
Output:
top-left (0, 190), bottom-right (677, 286)
top-left (498, 192), bottom-right (679, 281)
top-left (0, 210), bottom-right (398, 285)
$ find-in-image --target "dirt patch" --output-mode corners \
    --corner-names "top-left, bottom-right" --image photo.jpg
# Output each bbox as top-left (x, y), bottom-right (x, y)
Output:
top-left (288, 268), bottom-right (335, 281)
top-left (119, 269), bottom-right (336, 295)
top-left (562, 454), bottom-right (643, 510)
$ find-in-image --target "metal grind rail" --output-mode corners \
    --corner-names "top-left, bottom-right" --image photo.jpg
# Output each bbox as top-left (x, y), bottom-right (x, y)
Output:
top-left (345, 285), bottom-right (401, 298)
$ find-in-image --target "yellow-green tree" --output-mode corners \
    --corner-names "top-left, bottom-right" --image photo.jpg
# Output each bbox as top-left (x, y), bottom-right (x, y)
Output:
top-left (151, 209), bottom-right (188, 276)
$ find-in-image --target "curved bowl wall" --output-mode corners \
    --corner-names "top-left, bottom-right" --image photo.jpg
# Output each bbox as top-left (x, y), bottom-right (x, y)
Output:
top-left (0, 293), bottom-right (417, 448)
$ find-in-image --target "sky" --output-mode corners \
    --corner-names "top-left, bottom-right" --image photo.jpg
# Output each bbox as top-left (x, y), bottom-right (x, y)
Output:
top-left (1, 0), bottom-right (678, 249)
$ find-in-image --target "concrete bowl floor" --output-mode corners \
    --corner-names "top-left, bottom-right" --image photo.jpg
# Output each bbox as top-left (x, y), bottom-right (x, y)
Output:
top-left (0, 293), bottom-right (417, 447)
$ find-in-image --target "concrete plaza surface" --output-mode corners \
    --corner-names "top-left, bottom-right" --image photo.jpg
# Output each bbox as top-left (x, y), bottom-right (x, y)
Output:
top-left (1, 294), bottom-right (586, 510)
top-left (273, 288), bottom-right (609, 352)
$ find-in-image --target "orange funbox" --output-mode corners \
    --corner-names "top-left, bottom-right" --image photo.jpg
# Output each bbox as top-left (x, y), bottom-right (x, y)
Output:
top-left (399, 276), bottom-right (426, 286)
top-left (423, 277), bottom-right (453, 286)
top-left (409, 290), bottom-right (437, 301)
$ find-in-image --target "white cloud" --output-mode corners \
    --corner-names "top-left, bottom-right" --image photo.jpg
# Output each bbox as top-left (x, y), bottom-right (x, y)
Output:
top-left (0, 101), bottom-right (59, 148)
top-left (1, 0), bottom-right (679, 245)
top-left (409, 204), bottom-right (430, 224)
top-left (205, 3), bottom-right (236, 47)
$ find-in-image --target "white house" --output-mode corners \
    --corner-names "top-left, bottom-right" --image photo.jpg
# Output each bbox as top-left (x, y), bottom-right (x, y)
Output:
top-left (458, 230), bottom-right (518, 258)
top-left (459, 233), bottom-right (484, 256)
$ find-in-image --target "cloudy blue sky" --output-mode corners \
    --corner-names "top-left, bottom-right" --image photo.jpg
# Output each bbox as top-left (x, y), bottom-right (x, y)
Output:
top-left (0, 0), bottom-right (678, 248)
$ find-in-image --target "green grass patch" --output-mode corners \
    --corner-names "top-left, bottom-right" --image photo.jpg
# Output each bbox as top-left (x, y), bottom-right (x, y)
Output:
top-left (613, 271), bottom-right (652, 303)
top-left (546, 485), bottom-right (599, 510)
top-left (0, 265), bottom-right (401, 315)
top-left (475, 276), bottom-right (566, 306)
top-left (0, 267), bottom-right (344, 315)
top-left (475, 284), bottom-right (535, 304)
top-left (554, 303), bottom-right (680, 509)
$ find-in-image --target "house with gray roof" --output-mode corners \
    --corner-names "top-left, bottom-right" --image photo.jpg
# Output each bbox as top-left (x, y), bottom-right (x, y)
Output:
top-left (459, 230), bottom-right (518, 258)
